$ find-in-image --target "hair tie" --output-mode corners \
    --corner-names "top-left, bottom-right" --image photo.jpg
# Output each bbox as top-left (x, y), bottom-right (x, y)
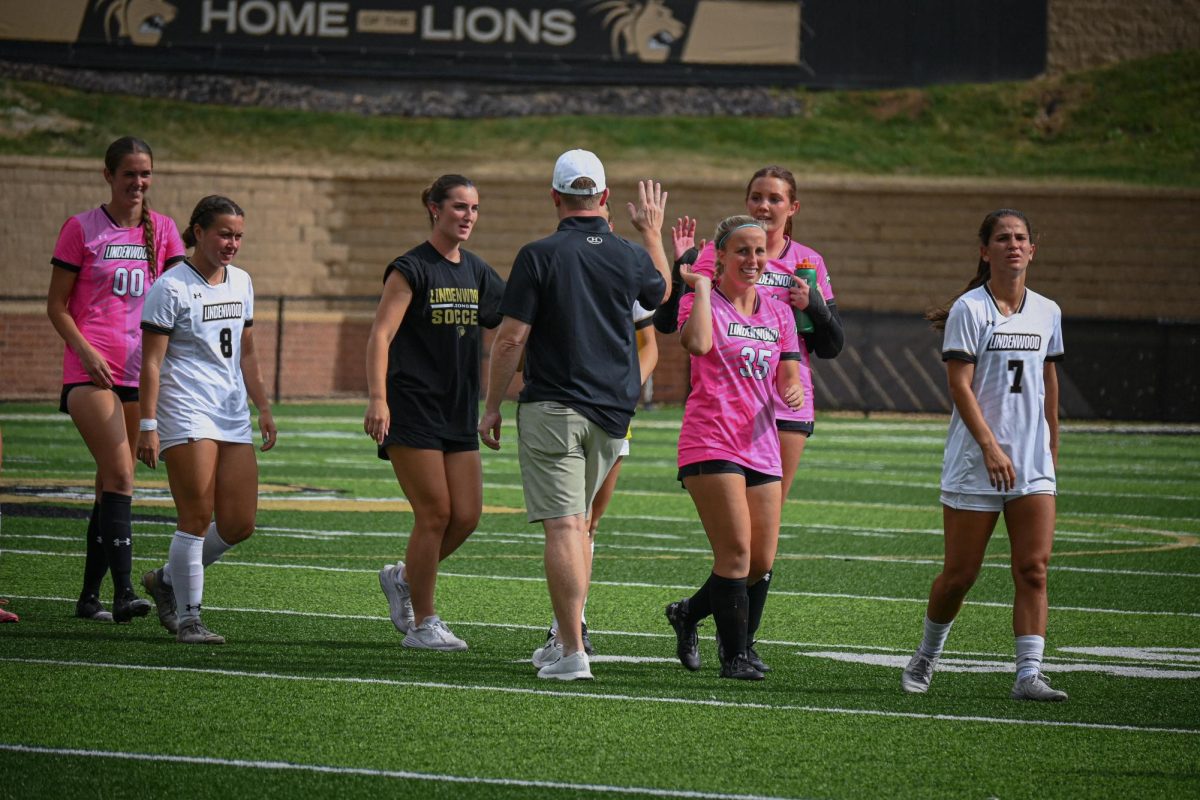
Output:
top-left (716, 222), bottom-right (763, 249)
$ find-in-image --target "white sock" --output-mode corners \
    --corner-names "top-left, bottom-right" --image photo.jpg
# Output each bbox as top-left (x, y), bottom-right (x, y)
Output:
top-left (581, 537), bottom-right (595, 625)
top-left (919, 617), bottom-right (954, 659)
top-left (1015, 634), bottom-right (1045, 681)
top-left (202, 521), bottom-right (234, 566)
top-left (169, 530), bottom-right (205, 624)
top-left (162, 522), bottom-right (232, 585)
top-left (549, 616), bottom-right (559, 639)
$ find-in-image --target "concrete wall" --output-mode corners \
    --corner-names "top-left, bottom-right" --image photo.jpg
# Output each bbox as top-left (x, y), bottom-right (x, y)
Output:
top-left (2, 156), bottom-right (1198, 403)
top-left (1048, 0), bottom-right (1200, 74)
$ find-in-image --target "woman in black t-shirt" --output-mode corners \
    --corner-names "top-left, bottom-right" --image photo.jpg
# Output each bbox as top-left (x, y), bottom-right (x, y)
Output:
top-left (364, 174), bottom-right (505, 651)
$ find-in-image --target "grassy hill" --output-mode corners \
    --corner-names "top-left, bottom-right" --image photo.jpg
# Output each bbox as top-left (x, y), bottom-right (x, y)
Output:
top-left (0, 50), bottom-right (1196, 187)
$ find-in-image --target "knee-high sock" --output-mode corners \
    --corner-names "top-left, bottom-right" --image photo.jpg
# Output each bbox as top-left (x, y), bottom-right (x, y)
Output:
top-left (163, 522), bottom-right (232, 585)
top-left (709, 574), bottom-right (749, 661)
top-left (685, 572), bottom-right (719, 623)
top-left (201, 522), bottom-right (234, 566)
top-left (746, 570), bottom-right (772, 647)
top-left (99, 492), bottom-right (134, 596)
top-left (169, 531), bottom-right (205, 624)
top-left (919, 616), bottom-right (955, 659)
top-left (81, 501), bottom-right (108, 598)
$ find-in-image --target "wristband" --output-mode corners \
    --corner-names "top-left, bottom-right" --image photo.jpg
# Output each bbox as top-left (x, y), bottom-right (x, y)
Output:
top-left (139, 419), bottom-right (158, 432)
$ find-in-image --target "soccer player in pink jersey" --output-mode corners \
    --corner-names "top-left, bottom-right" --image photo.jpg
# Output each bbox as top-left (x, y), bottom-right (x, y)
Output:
top-left (658, 167), bottom-right (844, 671)
top-left (47, 136), bottom-right (186, 623)
top-left (665, 216), bottom-right (804, 680)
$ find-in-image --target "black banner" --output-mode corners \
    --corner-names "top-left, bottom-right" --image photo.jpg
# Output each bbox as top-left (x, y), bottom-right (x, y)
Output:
top-left (0, 1), bottom-right (1045, 87)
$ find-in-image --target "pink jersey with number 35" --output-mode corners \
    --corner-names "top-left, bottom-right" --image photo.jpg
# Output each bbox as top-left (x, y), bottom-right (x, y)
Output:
top-left (692, 238), bottom-right (833, 424)
top-left (677, 288), bottom-right (801, 475)
top-left (51, 206), bottom-right (185, 386)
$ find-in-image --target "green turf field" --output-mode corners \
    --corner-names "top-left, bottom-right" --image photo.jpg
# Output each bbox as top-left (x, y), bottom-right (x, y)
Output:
top-left (1, 403), bottom-right (1198, 799)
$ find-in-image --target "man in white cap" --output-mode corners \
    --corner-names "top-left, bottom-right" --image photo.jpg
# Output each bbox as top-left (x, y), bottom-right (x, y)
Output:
top-left (480, 150), bottom-right (671, 680)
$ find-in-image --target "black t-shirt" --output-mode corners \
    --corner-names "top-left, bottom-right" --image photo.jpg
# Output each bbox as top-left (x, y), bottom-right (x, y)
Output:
top-left (384, 241), bottom-right (505, 441)
top-left (500, 216), bottom-right (665, 437)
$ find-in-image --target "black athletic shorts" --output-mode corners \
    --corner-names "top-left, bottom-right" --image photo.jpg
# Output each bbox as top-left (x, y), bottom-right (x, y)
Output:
top-left (677, 459), bottom-right (781, 488)
top-left (777, 419), bottom-right (815, 435)
top-left (378, 427), bottom-right (479, 459)
top-left (59, 383), bottom-right (138, 414)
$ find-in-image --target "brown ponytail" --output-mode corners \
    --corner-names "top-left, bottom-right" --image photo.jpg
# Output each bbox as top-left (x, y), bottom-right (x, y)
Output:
top-left (925, 208), bottom-right (1033, 330)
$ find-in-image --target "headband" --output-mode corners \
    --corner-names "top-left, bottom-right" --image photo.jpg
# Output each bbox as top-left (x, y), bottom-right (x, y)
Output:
top-left (716, 222), bottom-right (763, 249)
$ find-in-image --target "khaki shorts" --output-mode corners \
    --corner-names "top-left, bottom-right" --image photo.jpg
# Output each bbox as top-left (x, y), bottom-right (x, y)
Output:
top-left (517, 401), bottom-right (624, 523)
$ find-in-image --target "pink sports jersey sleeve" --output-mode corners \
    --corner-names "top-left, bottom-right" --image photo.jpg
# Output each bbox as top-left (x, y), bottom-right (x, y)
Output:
top-left (690, 241), bottom-right (718, 279)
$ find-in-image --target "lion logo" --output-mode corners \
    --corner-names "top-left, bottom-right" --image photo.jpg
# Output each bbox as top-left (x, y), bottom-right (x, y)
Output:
top-left (589, 0), bottom-right (686, 63)
top-left (96, 0), bottom-right (176, 46)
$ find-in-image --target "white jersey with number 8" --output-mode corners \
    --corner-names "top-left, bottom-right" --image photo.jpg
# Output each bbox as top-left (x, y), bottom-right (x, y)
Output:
top-left (141, 261), bottom-right (256, 448)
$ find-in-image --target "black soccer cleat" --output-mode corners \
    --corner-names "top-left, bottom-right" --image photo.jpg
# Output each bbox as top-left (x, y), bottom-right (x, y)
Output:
top-left (112, 592), bottom-right (151, 624)
top-left (75, 594), bottom-right (113, 622)
top-left (665, 599), bottom-right (700, 671)
top-left (719, 653), bottom-right (765, 681)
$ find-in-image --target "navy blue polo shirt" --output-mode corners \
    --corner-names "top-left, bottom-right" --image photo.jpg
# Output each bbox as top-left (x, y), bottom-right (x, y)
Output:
top-left (500, 215), bottom-right (665, 438)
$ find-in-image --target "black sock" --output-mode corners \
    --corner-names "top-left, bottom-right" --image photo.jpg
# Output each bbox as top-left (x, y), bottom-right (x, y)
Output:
top-left (80, 501), bottom-right (108, 598)
top-left (686, 572), bottom-right (719, 622)
top-left (99, 492), bottom-right (134, 596)
top-left (708, 574), bottom-right (749, 662)
top-left (747, 570), bottom-right (773, 647)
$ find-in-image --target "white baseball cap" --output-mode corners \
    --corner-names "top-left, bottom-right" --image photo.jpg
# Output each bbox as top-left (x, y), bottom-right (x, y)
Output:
top-left (552, 149), bottom-right (607, 196)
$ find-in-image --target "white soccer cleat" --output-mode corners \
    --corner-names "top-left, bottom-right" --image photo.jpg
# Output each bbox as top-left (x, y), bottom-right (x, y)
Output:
top-left (536, 649), bottom-right (593, 681)
top-left (901, 651), bottom-right (937, 693)
top-left (176, 619), bottom-right (225, 645)
top-left (1011, 672), bottom-right (1068, 702)
top-left (379, 562), bottom-right (415, 634)
top-left (402, 615), bottom-right (468, 651)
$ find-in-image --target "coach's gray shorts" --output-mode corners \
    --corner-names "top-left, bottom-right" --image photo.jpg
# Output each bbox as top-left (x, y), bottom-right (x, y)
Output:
top-left (516, 401), bottom-right (624, 523)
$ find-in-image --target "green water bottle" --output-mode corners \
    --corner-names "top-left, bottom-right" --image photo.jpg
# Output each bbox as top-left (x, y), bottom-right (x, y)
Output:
top-left (794, 266), bottom-right (818, 333)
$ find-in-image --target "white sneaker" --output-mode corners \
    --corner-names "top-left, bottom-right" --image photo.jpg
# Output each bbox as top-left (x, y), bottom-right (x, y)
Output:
top-left (532, 630), bottom-right (563, 668)
top-left (537, 649), bottom-right (593, 681)
top-left (402, 615), bottom-right (468, 651)
top-left (379, 562), bottom-right (415, 633)
top-left (1011, 672), bottom-right (1068, 701)
top-left (901, 651), bottom-right (937, 693)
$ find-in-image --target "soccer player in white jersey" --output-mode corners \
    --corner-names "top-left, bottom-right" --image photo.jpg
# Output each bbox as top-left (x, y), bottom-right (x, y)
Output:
top-left (901, 209), bottom-right (1067, 701)
top-left (47, 136), bottom-right (186, 623)
top-left (136, 196), bottom-right (276, 645)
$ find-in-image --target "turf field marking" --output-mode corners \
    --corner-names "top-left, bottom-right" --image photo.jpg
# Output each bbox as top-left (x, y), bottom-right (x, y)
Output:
top-left (0, 743), bottom-right (802, 800)
top-left (798, 651), bottom-right (1200, 679)
top-left (5, 549), bottom-right (1200, 617)
top-left (7, 593), bottom-right (1194, 669)
top-left (9, 528), bottom-right (1200, 579)
top-left (3, 657), bottom-right (1197, 736)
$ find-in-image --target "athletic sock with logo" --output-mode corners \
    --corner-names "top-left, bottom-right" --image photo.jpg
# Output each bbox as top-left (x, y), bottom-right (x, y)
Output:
top-left (80, 500), bottom-right (108, 598)
top-left (99, 492), bottom-right (134, 596)
top-left (708, 574), bottom-right (749, 661)
top-left (919, 616), bottom-right (955, 659)
top-left (169, 531), bottom-right (205, 625)
top-left (746, 569), bottom-right (772, 648)
top-left (1015, 634), bottom-right (1046, 681)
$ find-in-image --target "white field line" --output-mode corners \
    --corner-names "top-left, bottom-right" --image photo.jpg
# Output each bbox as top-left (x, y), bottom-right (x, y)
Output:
top-left (5, 550), bottom-right (1200, 618)
top-left (1, 657), bottom-right (1196, 737)
top-left (0, 743), bottom-right (802, 800)
top-left (6, 529), bottom-right (1200, 579)
top-left (4, 592), bottom-right (1192, 669)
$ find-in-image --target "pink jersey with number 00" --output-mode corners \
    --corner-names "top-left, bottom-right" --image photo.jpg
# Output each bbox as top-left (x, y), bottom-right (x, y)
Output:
top-left (51, 206), bottom-right (185, 386)
top-left (693, 238), bottom-right (833, 424)
top-left (677, 287), bottom-right (801, 475)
